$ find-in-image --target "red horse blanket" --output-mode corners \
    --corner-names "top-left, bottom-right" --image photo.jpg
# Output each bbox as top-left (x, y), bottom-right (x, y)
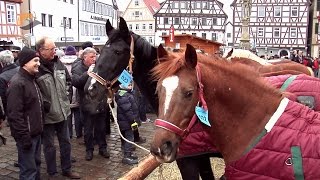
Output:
top-left (225, 98), bottom-right (320, 179)
top-left (265, 74), bottom-right (320, 111)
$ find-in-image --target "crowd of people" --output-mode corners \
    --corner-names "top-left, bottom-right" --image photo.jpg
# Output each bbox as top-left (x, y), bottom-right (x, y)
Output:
top-left (0, 37), bottom-right (151, 180)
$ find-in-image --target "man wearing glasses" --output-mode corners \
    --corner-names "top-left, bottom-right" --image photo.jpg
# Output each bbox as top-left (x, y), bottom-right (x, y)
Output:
top-left (35, 37), bottom-right (80, 179)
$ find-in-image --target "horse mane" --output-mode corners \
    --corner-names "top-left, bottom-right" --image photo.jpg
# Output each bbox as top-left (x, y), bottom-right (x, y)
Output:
top-left (152, 50), bottom-right (282, 96)
top-left (131, 32), bottom-right (155, 60)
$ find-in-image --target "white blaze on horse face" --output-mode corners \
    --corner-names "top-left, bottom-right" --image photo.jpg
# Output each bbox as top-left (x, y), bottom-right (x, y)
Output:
top-left (88, 78), bottom-right (97, 91)
top-left (162, 76), bottom-right (179, 115)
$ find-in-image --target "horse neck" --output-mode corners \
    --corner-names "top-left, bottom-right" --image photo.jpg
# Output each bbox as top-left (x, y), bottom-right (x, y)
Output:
top-left (199, 62), bottom-right (282, 163)
top-left (132, 45), bottom-right (159, 113)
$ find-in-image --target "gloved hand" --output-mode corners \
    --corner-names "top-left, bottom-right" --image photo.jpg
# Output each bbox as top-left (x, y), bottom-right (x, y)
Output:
top-left (88, 64), bottom-right (95, 73)
top-left (22, 135), bottom-right (32, 150)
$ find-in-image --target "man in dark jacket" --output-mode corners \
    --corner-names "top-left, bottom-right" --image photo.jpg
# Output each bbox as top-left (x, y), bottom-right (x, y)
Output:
top-left (35, 37), bottom-right (80, 179)
top-left (71, 47), bottom-right (110, 161)
top-left (7, 47), bottom-right (43, 180)
top-left (0, 50), bottom-right (19, 122)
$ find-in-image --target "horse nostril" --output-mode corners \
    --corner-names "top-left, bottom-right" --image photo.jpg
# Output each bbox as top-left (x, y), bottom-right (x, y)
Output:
top-left (160, 141), bottom-right (173, 155)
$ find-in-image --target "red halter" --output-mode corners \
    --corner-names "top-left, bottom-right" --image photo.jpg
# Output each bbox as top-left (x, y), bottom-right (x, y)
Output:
top-left (154, 65), bottom-right (208, 139)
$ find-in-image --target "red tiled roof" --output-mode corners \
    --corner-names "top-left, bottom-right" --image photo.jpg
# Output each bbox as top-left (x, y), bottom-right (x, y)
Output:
top-left (143, 0), bottom-right (161, 15)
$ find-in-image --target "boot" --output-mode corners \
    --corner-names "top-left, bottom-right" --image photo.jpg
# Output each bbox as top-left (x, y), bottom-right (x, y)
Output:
top-left (85, 151), bottom-right (93, 161)
top-left (122, 152), bottom-right (138, 165)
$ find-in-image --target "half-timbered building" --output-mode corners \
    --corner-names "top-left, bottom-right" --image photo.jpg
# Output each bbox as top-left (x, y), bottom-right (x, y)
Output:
top-left (154, 0), bottom-right (228, 47)
top-left (232, 0), bottom-right (311, 57)
top-left (0, 0), bottom-right (22, 49)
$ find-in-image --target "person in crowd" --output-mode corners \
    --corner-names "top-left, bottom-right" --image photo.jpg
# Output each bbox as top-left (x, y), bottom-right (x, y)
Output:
top-left (313, 57), bottom-right (319, 77)
top-left (7, 47), bottom-right (43, 180)
top-left (72, 41), bottom-right (94, 68)
top-left (61, 45), bottom-right (80, 139)
top-left (11, 46), bottom-right (21, 64)
top-left (35, 37), bottom-right (80, 179)
top-left (71, 47), bottom-right (110, 161)
top-left (0, 50), bottom-right (19, 123)
top-left (55, 49), bottom-right (65, 59)
top-left (115, 83), bottom-right (139, 165)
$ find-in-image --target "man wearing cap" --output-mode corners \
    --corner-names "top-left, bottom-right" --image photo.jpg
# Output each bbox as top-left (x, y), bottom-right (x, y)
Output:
top-left (7, 47), bottom-right (43, 180)
top-left (0, 50), bottom-right (19, 124)
top-left (35, 37), bottom-right (80, 179)
top-left (11, 46), bottom-right (21, 64)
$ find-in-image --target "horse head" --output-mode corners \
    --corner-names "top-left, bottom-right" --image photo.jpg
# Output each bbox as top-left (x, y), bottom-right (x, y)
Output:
top-left (150, 44), bottom-right (200, 163)
top-left (83, 17), bottom-right (132, 114)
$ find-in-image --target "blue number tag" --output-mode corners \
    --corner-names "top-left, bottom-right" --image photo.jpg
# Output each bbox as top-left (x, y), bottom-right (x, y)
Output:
top-left (195, 106), bottom-right (210, 127)
top-left (118, 70), bottom-right (133, 87)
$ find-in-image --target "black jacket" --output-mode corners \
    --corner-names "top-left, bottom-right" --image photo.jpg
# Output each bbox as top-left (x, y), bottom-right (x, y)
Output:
top-left (7, 68), bottom-right (43, 141)
top-left (71, 60), bottom-right (89, 106)
top-left (0, 63), bottom-right (19, 119)
top-left (115, 89), bottom-right (140, 130)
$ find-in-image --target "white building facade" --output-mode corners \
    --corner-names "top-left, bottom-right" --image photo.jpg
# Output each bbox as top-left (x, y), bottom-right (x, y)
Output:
top-left (154, 0), bottom-right (228, 46)
top-left (122, 0), bottom-right (160, 45)
top-left (20, 0), bottom-right (118, 48)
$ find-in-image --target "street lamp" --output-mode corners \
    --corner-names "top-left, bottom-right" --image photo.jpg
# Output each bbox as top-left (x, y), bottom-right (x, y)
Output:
top-left (305, 46), bottom-right (308, 56)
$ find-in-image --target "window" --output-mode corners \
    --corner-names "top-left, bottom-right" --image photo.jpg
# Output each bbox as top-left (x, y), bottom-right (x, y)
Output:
top-left (202, 33), bottom-right (206, 39)
top-left (227, 33), bottom-right (231, 38)
top-left (149, 24), bottom-right (152, 30)
top-left (291, 7), bottom-right (298, 17)
top-left (63, 0), bottom-right (66, 2)
top-left (274, 6), bottom-right (281, 17)
top-left (68, 18), bottom-right (72, 29)
top-left (136, 24), bottom-right (139, 30)
top-left (290, 27), bottom-right (297, 38)
top-left (192, 18), bottom-right (197, 25)
top-left (257, 27), bottom-right (264, 37)
top-left (212, 33), bottom-right (217, 41)
top-left (196, 2), bottom-right (201, 9)
top-left (142, 24), bottom-right (146, 30)
top-left (203, 2), bottom-right (208, 9)
top-left (274, 27), bottom-right (280, 37)
top-left (48, 15), bottom-right (53, 27)
top-left (129, 24), bottom-right (132, 30)
top-left (135, 0), bottom-right (139, 6)
top-left (135, 11), bottom-right (139, 17)
top-left (174, 17), bottom-right (180, 24)
top-left (70, 0), bottom-right (73, 4)
top-left (82, 0), bottom-right (86, 10)
top-left (212, 18), bottom-right (217, 25)
top-left (191, 2), bottom-right (195, 9)
top-left (181, 2), bottom-right (185, 9)
top-left (149, 37), bottom-right (153, 44)
top-left (202, 18), bottom-right (207, 26)
top-left (6, 4), bottom-right (16, 24)
top-left (41, 13), bottom-right (46, 26)
top-left (192, 33), bottom-right (196, 36)
top-left (164, 17), bottom-right (169, 24)
top-left (258, 6), bottom-right (265, 17)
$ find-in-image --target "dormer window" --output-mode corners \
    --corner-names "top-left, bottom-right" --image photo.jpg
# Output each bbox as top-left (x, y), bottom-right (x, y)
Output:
top-left (135, 0), bottom-right (139, 6)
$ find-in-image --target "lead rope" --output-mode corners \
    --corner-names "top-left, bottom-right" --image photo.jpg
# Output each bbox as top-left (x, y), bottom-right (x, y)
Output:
top-left (107, 98), bottom-right (149, 152)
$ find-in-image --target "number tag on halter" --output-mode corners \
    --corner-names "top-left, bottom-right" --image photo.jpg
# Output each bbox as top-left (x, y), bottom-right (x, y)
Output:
top-left (195, 106), bottom-right (210, 127)
top-left (118, 70), bottom-right (133, 88)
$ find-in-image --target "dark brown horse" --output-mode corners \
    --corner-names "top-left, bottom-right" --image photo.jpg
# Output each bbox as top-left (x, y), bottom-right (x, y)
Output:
top-left (150, 44), bottom-right (320, 179)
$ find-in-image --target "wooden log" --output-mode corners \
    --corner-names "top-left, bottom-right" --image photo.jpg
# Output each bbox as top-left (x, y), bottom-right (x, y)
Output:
top-left (118, 154), bottom-right (161, 180)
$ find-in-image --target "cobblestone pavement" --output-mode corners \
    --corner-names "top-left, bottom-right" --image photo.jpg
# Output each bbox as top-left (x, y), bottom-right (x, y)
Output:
top-left (0, 113), bottom-right (157, 180)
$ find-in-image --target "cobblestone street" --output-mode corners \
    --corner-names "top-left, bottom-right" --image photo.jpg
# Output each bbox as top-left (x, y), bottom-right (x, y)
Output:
top-left (0, 114), bottom-right (157, 180)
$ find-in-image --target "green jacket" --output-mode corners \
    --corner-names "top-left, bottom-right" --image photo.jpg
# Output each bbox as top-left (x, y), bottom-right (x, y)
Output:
top-left (36, 56), bottom-right (72, 124)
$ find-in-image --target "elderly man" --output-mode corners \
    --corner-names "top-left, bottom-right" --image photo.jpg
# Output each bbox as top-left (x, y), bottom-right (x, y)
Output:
top-left (35, 37), bottom-right (80, 179)
top-left (71, 47), bottom-right (110, 161)
top-left (0, 50), bottom-right (19, 124)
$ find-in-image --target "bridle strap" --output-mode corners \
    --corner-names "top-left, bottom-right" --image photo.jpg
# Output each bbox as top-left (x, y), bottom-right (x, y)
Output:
top-left (154, 65), bottom-right (209, 138)
top-left (87, 35), bottom-right (135, 99)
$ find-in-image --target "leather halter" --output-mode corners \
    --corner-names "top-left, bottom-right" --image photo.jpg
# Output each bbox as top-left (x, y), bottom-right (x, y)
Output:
top-left (154, 65), bottom-right (208, 139)
top-left (87, 35), bottom-right (135, 98)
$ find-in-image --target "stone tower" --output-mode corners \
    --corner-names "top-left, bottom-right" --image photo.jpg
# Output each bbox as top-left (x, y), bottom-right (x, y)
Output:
top-left (239, 0), bottom-right (252, 50)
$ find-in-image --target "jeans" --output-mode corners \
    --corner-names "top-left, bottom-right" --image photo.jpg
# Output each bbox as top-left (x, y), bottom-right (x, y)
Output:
top-left (83, 113), bottom-right (107, 152)
top-left (73, 107), bottom-right (83, 138)
top-left (16, 134), bottom-right (41, 180)
top-left (120, 129), bottom-right (134, 156)
top-left (176, 154), bottom-right (215, 180)
top-left (42, 120), bottom-right (72, 175)
top-left (138, 95), bottom-right (147, 122)
top-left (67, 114), bottom-right (73, 138)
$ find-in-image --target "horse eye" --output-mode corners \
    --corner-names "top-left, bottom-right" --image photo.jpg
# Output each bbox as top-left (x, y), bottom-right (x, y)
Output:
top-left (185, 90), bottom-right (193, 98)
top-left (114, 50), bottom-right (120, 54)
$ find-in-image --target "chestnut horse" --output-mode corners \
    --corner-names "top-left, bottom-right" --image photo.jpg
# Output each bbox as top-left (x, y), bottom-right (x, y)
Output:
top-left (151, 44), bottom-right (320, 179)
top-left (224, 48), bottom-right (314, 76)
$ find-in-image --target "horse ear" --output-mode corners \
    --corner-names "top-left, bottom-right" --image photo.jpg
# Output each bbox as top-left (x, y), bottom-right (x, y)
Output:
top-left (105, 19), bottom-right (114, 36)
top-left (226, 48), bottom-right (234, 59)
top-left (119, 17), bottom-right (130, 39)
top-left (157, 44), bottom-right (168, 63)
top-left (185, 44), bottom-right (197, 68)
